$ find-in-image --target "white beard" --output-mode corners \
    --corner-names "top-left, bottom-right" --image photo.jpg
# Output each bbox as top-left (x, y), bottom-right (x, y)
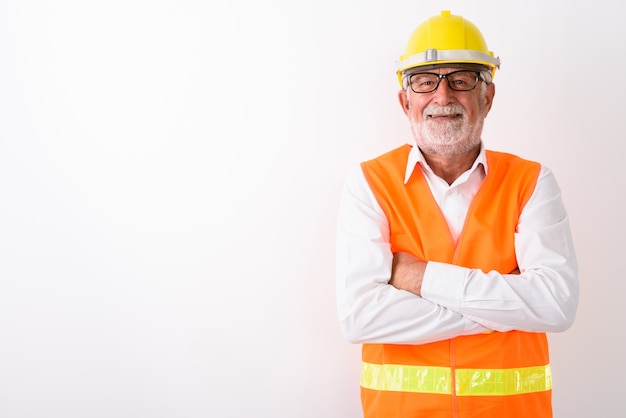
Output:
top-left (410, 104), bottom-right (484, 158)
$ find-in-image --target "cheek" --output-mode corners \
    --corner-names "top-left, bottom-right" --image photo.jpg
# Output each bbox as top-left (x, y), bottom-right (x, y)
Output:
top-left (407, 101), bottom-right (425, 121)
top-left (461, 98), bottom-right (484, 119)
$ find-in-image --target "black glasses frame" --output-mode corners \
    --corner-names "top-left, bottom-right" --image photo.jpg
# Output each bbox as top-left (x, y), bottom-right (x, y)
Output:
top-left (407, 70), bottom-right (483, 94)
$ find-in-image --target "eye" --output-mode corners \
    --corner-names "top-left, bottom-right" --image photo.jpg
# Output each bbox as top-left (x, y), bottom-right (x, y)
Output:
top-left (448, 71), bottom-right (478, 90)
top-left (410, 74), bottom-right (438, 92)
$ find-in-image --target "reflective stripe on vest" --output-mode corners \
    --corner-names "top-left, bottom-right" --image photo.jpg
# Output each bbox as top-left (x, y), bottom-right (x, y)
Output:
top-left (361, 362), bottom-right (552, 396)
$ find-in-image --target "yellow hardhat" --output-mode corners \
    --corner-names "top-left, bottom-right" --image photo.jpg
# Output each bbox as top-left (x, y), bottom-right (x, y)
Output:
top-left (397, 10), bottom-right (500, 87)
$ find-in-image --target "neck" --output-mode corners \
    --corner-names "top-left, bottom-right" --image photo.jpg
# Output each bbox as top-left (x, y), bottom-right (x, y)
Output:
top-left (421, 146), bottom-right (480, 185)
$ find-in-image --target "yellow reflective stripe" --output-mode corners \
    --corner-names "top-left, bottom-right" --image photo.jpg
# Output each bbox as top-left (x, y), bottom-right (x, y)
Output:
top-left (361, 362), bottom-right (452, 394)
top-left (361, 362), bottom-right (552, 396)
top-left (456, 365), bottom-right (552, 396)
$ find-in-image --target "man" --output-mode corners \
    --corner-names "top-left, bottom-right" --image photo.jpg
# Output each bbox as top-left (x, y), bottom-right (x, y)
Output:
top-left (336, 10), bottom-right (579, 418)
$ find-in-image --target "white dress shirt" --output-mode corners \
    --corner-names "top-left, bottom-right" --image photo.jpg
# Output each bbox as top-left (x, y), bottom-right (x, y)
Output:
top-left (336, 143), bottom-right (579, 345)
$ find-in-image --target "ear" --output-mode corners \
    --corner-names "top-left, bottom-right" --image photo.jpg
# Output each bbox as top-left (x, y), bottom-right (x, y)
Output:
top-left (398, 89), bottom-right (410, 116)
top-left (483, 83), bottom-right (496, 116)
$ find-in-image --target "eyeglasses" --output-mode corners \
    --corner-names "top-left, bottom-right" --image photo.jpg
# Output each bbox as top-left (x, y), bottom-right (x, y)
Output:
top-left (407, 70), bottom-right (483, 93)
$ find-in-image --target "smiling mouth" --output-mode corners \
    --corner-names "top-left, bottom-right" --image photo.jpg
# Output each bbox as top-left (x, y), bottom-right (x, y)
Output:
top-left (427, 113), bottom-right (462, 119)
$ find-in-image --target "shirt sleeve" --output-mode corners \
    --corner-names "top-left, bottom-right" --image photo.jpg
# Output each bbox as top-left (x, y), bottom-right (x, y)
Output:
top-left (421, 166), bottom-right (579, 333)
top-left (336, 165), bottom-right (493, 345)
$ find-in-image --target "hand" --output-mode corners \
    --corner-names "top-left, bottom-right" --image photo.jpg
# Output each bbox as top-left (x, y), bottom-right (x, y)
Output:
top-left (389, 252), bottom-right (427, 296)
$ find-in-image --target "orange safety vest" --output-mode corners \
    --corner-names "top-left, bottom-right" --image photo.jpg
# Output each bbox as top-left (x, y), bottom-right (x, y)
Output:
top-left (360, 144), bottom-right (549, 418)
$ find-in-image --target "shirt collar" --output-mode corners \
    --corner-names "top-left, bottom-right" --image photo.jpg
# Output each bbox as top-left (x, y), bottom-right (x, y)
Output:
top-left (404, 140), bottom-right (488, 184)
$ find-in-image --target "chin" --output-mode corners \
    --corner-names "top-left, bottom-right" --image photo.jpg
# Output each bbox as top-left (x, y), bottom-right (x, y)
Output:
top-left (420, 140), bottom-right (480, 157)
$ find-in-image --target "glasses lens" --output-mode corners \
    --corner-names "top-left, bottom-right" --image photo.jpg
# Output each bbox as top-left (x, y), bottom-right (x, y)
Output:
top-left (409, 73), bottom-right (439, 93)
top-left (447, 71), bottom-right (479, 91)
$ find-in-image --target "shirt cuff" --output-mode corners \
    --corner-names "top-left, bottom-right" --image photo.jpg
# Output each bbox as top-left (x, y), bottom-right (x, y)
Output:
top-left (421, 261), bottom-right (468, 311)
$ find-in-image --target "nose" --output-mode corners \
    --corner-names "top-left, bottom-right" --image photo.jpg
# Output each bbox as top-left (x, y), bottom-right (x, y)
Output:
top-left (432, 76), bottom-right (455, 104)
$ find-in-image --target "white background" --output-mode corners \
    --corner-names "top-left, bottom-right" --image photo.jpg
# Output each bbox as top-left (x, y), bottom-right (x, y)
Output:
top-left (0, 0), bottom-right (623, 417)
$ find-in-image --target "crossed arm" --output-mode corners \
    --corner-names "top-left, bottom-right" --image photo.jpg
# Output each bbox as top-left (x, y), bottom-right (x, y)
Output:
top-left (336, 166), bottom-right (579, 345)
top-left (390, 252), bottom-right (521, 296)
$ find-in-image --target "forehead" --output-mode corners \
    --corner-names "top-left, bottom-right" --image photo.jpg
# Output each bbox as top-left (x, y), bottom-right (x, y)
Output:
top-left (405, 63), bottom-right (486, 76)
